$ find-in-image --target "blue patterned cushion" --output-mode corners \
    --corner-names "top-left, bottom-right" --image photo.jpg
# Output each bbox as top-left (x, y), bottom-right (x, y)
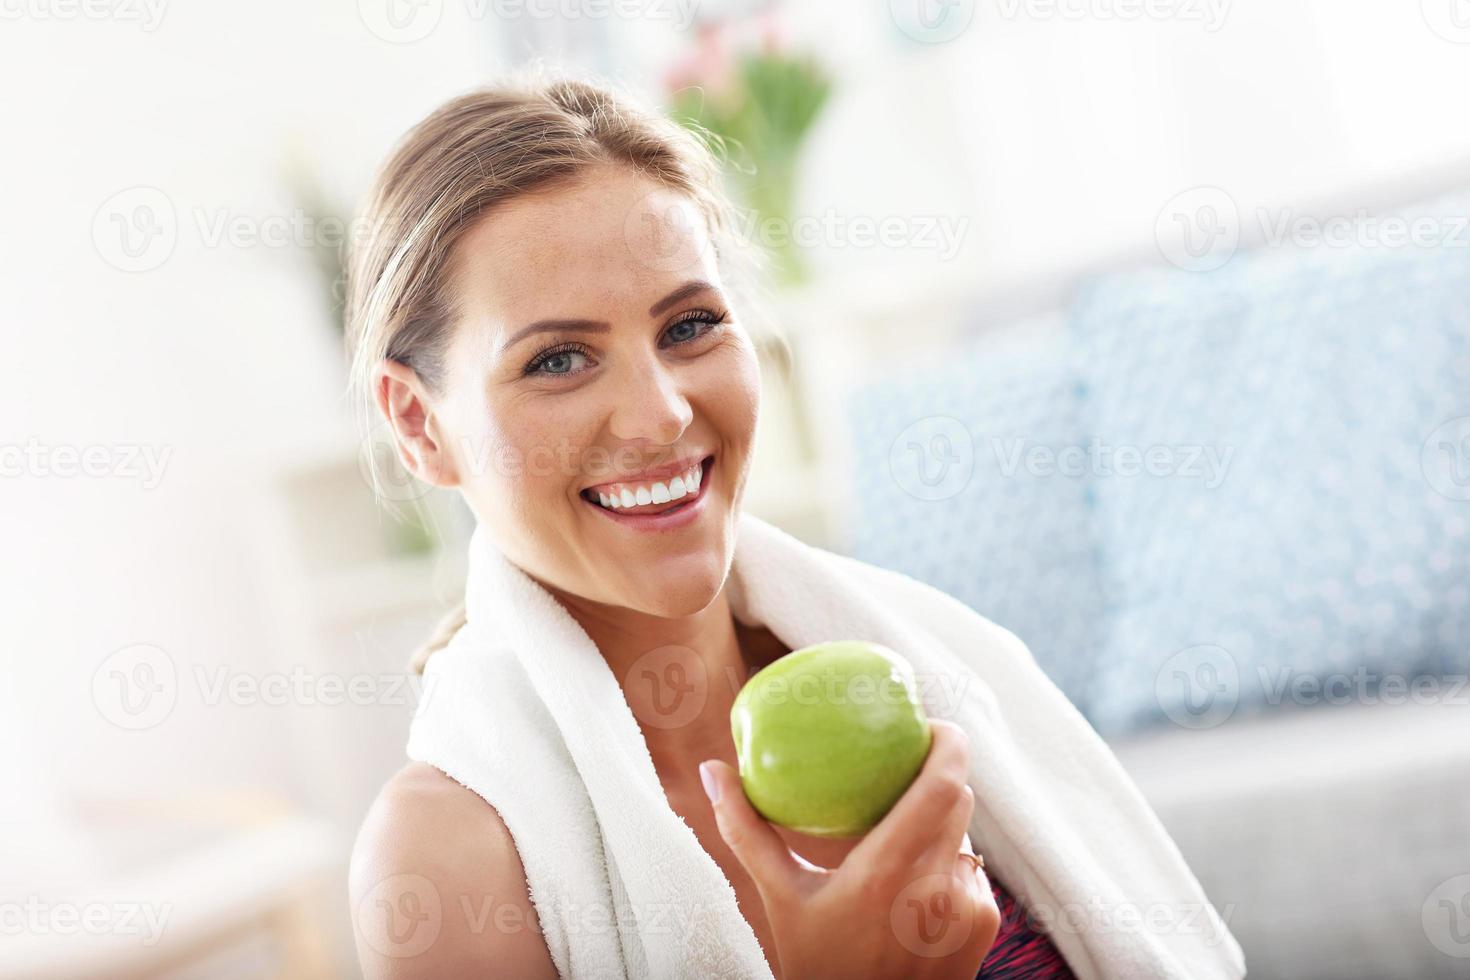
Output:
top-left (844, 328), bottom-right (1108, 715)
top-left (1071, 207), bottom-right (1470, 734)
top-left (842, 194), bottom-right (1470, 736)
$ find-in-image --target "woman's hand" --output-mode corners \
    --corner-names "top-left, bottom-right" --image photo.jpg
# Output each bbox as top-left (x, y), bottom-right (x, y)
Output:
top-left (699, 719), bottom-right (1000, 980)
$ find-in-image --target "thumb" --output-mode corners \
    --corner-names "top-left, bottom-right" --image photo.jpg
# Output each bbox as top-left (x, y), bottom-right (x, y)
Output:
top-left (699, 760), bottom-right (803, 896)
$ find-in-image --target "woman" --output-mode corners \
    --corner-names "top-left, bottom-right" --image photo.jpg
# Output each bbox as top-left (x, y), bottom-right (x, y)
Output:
top-left (345, 75), bottom-right (1242, 980)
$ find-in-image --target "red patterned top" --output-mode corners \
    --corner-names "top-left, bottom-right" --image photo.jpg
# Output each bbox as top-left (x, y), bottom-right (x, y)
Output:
top-left (978, 876), bottom-right (1076, 979)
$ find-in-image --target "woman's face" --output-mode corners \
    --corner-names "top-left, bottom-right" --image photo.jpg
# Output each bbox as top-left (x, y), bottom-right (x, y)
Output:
top-left (411, 161), bottom-right (761, 617)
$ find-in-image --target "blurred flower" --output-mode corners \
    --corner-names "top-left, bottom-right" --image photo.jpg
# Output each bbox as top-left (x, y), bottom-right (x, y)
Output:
top-left (663, 10), bottom-right (831, 286)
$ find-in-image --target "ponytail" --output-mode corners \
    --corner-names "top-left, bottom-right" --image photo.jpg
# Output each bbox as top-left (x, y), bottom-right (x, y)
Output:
top-left (411, 599), bottom-right (467, 674)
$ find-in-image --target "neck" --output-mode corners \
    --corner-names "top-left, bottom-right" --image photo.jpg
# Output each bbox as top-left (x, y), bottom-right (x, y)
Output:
top-left (540, 582), bottom-right (770, 774)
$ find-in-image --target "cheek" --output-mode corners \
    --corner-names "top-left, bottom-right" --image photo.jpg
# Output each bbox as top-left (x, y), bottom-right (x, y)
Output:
top-left (708, 338), bottom-right (762, 442)
top-left (444, 386), bottom-right (574, 509)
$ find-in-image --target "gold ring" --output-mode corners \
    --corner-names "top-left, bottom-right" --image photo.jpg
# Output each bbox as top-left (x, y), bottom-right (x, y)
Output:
top-left (959, 850), bottom-right (985, 873)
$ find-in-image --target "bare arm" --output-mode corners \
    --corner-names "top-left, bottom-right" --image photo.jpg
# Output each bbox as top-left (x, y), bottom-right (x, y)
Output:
top-left (349, 762), bottom-right (560, 980)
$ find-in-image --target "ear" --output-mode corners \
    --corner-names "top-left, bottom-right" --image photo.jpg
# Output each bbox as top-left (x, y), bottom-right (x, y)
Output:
top-left (372, 359), bottom-right (461, 489)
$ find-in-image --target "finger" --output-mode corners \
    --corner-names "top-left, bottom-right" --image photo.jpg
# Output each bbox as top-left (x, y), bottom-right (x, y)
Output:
top-left (699, 760), bottom-right (805, 900)
top-left (851, 718), bottom-right (970, 872)
top-left (923, 782), bottom-right (975, 868)
top-left (958, 860), bottom-right (1002, 959)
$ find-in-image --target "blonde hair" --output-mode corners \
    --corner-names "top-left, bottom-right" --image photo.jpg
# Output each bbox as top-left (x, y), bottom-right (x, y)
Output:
top-left (343, 70), bottom-right (778, 673)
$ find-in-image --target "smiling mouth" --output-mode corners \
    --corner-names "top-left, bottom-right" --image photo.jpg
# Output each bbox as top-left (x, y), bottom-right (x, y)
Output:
top-left (579, 454), bottom-right (714, 518)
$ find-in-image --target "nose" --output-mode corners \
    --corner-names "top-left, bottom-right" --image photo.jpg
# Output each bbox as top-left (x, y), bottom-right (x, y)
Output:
top-left (606, 353), bottom-right (694, 447)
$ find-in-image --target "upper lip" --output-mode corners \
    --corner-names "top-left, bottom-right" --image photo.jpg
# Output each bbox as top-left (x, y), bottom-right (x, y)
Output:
top-left (581, 453), bottom-right (711, 494)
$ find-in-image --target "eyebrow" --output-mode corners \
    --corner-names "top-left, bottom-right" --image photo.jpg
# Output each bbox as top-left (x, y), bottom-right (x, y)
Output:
top-left (500, 280), bottom-right (717, 353)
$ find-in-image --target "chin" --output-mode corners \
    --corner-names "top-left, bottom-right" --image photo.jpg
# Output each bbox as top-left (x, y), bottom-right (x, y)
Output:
top-left (631, 569), bottom-right (725, 618)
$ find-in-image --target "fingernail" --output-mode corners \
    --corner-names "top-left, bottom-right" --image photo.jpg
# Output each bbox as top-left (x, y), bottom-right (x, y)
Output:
top-left (699, 761), bottom-right (720, 804)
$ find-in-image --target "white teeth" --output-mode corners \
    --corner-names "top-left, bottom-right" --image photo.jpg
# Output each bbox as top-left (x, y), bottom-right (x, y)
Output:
top-left (588, 459), bottom-right (709, 511)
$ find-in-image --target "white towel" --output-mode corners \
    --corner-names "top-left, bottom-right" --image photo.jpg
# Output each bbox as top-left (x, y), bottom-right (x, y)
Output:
top-left (406, 511), bottom-right (1247, 980)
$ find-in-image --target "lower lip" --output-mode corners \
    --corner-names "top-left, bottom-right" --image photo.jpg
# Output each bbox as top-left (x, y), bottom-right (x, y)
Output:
top-left (581, 456), bottom-right (715, 533)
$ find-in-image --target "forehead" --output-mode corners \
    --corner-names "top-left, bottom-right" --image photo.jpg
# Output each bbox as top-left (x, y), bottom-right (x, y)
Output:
top-left (449, 162), bottom-right (719, 328)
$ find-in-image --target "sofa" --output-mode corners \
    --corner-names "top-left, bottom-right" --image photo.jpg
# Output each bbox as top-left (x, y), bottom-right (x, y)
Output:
top-left (807, 190), bottom-right (1470, 979)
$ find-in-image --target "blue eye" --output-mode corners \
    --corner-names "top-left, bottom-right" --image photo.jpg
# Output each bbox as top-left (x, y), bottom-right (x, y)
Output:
top-left (662, 310), bottom-right (726, 347)
top-left (526, 345), bottom-right (592, 376)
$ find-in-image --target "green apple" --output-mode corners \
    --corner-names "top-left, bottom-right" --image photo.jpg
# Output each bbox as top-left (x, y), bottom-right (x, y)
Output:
top-left (730, 640), bottom-right (932, 839)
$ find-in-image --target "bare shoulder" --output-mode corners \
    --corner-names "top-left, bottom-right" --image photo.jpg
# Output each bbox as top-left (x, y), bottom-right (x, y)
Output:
top-left (349, 761), bottom-right (559, 980)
